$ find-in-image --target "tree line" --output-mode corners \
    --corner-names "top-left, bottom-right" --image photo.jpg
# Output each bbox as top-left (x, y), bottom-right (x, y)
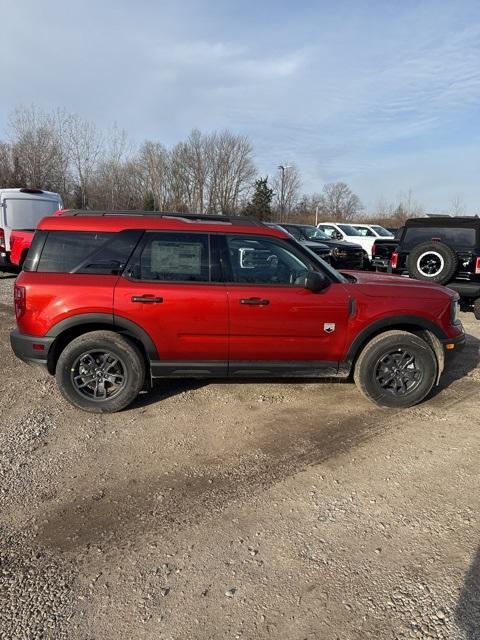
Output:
top-left (0, 104), bottom-right (454, 227)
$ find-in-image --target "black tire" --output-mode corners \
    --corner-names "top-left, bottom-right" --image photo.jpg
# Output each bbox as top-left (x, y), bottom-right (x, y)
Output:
top-left (354, 330), bottom-right (438, 408)
top-left (407, 241), bottom-right (457, 284)
top-left (474, 298), bottom-right (480, 320)
top-left (55, 330), bottom-right (145, 413)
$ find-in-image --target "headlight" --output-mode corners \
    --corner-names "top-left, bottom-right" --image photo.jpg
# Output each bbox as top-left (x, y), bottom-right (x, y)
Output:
top-left (451, 300), bottom-right (460, 324)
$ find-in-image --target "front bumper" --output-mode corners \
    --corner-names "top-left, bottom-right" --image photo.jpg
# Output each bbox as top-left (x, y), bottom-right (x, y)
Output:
top-left (441, 332), bottom-right (466, 355)
top-left (10, 330), bottom-right (54, 368)
top-left (331, 255), bottom-right (364, 270)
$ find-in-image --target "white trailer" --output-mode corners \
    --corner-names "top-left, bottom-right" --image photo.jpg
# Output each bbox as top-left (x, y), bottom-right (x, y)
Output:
top-left (0, 188), bottom-right (63, 266)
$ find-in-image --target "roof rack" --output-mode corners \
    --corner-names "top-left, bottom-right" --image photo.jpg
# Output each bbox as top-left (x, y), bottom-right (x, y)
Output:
top-left (62, 210), bottom-right (265, 226)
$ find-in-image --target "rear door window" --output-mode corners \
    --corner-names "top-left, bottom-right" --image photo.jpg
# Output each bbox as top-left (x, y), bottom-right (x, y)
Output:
top-left (353, 226), bottom-right (375, 237)
top-left (337, 224), bottom-right (362, 236)
top-left (402, 226), bottom-right (476, 250)
top-left (128, 232), bottom-right (210, 282)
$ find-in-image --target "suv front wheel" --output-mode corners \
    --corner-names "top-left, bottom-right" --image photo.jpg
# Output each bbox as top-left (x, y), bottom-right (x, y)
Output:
top-left (55, 331), bottom-right (145, 413)
top-left (354, 330), bottom-right (438, 408)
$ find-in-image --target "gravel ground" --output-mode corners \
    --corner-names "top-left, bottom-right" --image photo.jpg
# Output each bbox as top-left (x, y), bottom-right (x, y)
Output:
top-left (1, 273), bottom-right (480, 639)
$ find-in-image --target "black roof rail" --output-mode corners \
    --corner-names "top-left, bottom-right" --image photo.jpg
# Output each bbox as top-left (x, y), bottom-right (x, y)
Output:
top-left (62, 210), bottom-right (265, 226)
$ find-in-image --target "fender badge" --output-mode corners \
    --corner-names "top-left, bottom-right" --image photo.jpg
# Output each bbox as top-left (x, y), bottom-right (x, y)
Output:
top-left (324, 323), bottom-right (336, 333)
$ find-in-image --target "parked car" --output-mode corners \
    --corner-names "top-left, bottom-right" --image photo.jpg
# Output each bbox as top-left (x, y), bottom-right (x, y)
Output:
top-left (11, 211), bottom-right (464, 413)
top-left (266, 224), bottom-right (332, 263)
top-left (391, 216), bottom-right (480, 317)
top-left (0, 188), bottom-right (63, 268)
top-left (351, 223), bottom-right (394, 239)
top-left (277, 223), bottom-right (364, 270)
top-left (317, 222), bottom-right (376, 263)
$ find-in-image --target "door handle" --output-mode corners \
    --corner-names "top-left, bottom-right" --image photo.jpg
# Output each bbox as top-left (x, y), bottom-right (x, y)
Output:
top-left (131, 295), bottom-right (163, 303)
top-left (240, 298), bottom-right (269, 306)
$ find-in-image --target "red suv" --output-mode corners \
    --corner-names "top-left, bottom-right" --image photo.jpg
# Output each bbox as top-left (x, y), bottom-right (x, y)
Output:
top-left (10, 211), bottom-right (465, 413)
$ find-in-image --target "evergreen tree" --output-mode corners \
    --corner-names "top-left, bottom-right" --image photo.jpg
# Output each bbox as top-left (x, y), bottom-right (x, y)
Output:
top-left (143, 192), bottom-right (155, 211)
top-left (243, 177), bottom-right (273, 221)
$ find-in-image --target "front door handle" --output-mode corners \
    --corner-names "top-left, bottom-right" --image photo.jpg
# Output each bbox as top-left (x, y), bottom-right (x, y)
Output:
top-left (131, 295), bottom-right (163, 303)
top-left (240, 298), bottom-right (269, 306)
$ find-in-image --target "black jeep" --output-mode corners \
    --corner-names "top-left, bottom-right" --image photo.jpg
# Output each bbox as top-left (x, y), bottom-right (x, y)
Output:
top-left (391, 216), bottom-right (480, 317)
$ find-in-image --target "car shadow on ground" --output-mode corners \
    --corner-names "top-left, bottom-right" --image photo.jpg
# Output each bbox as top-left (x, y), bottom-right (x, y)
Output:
top-left (434, 333), bottom-right (480, 393)
top-left (131, 375), bottom-right (350, 409)
top-left (132, 379), bottom-right (209, 407)
top-left (131, 333), bottom-right (480, 409)
top-left (455, 546), bottom-right (480, 639)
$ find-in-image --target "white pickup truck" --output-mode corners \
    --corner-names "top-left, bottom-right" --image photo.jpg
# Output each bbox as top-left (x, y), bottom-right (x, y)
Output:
top-left (317, 222), bottom-right (377, 261)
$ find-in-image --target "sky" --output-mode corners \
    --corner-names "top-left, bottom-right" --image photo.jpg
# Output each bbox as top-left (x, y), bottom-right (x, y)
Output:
top-left (1, 0), bottom-right (480, 213)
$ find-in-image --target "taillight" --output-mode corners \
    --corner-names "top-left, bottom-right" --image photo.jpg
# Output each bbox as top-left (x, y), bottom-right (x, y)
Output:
top-left (391, 252), bottom-right (399, 269)
top-left (475, 257), bottom-right (480, 275)
top-left (0, 228), bottom-right (4, 251)
top-left (372, 243), bottom-right (377, 256)
top-left (14, 285), bottom-right (26, 319)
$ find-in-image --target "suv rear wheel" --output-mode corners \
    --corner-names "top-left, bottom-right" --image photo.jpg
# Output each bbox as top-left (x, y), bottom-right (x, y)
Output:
top-left (407, 241), bottom-right (457, 284)
top-left (55, 331), bottom-right (145, 413)
top-left (354, 330), bottom-right (438, 408)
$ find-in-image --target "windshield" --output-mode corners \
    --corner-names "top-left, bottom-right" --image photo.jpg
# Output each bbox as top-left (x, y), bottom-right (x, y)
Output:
top-left (4, 197), bottom-right (61, 229)
top-left (338, 224), bottom-right (362, 236)
top-left (371, 225), bottom-right (393, 237)
top-left (301, 226), bottom-right (330, 241)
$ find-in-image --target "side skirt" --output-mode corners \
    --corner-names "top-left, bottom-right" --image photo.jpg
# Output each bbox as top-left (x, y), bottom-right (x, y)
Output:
top-left (150, 360), bottom-right (350, 379)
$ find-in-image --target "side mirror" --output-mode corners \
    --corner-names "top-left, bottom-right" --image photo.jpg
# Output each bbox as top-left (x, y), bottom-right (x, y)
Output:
top-left (304, 271), bottom-right (329, 292)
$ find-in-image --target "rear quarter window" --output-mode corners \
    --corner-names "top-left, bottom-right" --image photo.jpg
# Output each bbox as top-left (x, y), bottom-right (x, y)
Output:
top-left (31, 230), bottom-right (142, 274)
top-left (402, 226), bottom-right (476, 250)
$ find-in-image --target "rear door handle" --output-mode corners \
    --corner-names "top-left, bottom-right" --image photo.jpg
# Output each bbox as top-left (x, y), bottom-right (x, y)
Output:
top-left (131, 295), bottom-right (163, 303)
top-left (240, 298), bottom-right (269, 306)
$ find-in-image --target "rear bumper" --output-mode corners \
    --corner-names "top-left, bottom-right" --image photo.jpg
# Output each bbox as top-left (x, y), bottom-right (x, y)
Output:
top-left (10, 330), bottom-right (54, 368)
top-left (372, 258), bottom-right (390, 270)
top-left (446, 282), bottom-right (480, 299)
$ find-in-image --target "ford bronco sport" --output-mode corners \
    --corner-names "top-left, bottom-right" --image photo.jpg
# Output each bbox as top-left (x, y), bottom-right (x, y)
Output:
top-left (11, 211), bottom-right (465, 413)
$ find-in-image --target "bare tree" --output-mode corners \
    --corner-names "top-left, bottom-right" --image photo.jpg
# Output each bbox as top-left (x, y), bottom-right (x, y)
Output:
top-left (9, 105), bottom-right (69, 193)
top-left (66, 114), bottom-right (103, 208)
top-left (273, 164), bottom-right (301, 221)
top-left (92, 125), bottom-right (132, 209)
top-left (317, 182), bottom-right (363, 221)
top-left (0, 142), bottom-right (20, 186)
top-left (168, 130), bottom-right (255, 214)
top-left (207, 131), bottom-right (256, 214)
top-left (136, 141), bottom-right (170, 210)
top-left (450, 194), bottom-right (466, 217)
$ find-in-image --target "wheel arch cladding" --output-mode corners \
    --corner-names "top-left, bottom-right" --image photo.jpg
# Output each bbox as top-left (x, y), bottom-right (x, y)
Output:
top-left (46, 313), bottom-right (157, 374)
top-left (347, 315), bottom-right (447, 366)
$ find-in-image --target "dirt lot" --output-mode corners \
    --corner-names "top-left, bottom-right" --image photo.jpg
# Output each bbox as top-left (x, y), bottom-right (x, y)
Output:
top-left (1, 273), bottom-right (480, 640)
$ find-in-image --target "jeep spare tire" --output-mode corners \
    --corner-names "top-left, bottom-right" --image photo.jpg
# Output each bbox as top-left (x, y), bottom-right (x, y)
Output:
top-left (407, 241), bottom-right (457, 284)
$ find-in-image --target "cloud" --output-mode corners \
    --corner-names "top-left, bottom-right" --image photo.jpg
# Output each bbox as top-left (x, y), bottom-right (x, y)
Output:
top-left (0, 0), bottom-right (479, 210)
